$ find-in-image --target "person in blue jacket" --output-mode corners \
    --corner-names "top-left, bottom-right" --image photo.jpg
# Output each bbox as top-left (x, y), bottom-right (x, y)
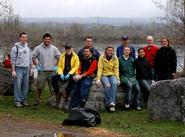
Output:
top-left (116, 35), bottom-right (136, 59)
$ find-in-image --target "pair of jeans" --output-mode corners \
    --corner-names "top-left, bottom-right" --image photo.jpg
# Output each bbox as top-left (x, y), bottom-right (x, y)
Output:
top-left (138, 79), bottom-right (151, 103)
top-left (101, 75), bottom-right (117, 106)
top-left (123, 80), bottom-right (140, 107)
top-left (14, 66), bottom-right (29, 103)
top-left (69, 77), bottom-right (93, 109)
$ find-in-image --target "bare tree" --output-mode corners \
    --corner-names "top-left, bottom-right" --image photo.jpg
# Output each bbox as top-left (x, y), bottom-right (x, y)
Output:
top-left (153, 0), bottom-right (185, 71)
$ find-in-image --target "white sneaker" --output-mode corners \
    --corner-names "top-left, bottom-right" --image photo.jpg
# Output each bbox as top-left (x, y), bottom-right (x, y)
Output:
top-left (136, 106), bottom-right (142, 111)
top-left (110, 102), bottom-right (115, 107)
top-left (125, 104), bottom-right (130, 109)
top-left (109, 106), bottom-right (115, 112)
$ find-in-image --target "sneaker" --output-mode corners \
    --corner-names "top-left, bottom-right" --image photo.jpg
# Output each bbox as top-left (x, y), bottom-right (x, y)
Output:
top-left (15, 102), bottom-right (23, 108)
top-left (33, 100), bottom-right (40, 106)
top-left (109, 106), bottom-right (115, 112)
top-left (136, 106), bottom-right (142, 111)
top-left (124, 104), bottom-right (130, 109)
top-left (110, 102), bottom-right (115, 107)
top-left (22, 101), bottom-right (30, 107)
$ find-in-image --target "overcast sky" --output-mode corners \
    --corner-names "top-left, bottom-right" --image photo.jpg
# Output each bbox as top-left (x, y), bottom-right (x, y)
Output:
top-left (13, 0), bottom-right (165, 18)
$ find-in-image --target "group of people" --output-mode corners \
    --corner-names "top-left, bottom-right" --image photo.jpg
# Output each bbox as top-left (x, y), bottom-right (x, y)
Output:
top-left (9, 32), bottom-right (177, 112)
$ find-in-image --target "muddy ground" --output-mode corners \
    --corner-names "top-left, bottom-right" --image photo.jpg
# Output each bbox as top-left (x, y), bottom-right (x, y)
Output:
top-left (0, 113), bottom-right (129, 137)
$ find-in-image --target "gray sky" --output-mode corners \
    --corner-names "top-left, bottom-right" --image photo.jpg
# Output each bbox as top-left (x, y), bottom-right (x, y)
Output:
top-left (13, 0), bottom-right (165, 18)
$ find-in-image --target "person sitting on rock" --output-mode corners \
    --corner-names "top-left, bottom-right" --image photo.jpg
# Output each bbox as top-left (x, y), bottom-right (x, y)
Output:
top-left (96, 46), bottom-right (120, 112)
top-left (135, 48), bottom-right (152, 107)
top-left (119, 47), bottom-right (141, 110)
top-left (69, 47), bottom-right (97, 109)
top-left (51, 43), bottom-right (80, 105)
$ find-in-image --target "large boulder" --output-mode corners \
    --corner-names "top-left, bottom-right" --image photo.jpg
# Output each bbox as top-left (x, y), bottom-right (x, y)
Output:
top-left (148, 78), bottom-right (185, 123)
top-left (48, 80), bottom-right (125, 110)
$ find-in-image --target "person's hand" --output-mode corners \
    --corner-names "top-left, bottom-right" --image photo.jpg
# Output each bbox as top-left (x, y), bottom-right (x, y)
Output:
top-left (96, 80), bottom-right (102, 87)
top-left (12, 70), bottom-right (16, 78)
top-left (53, 66), bottom-right (58, 72)
top-left (117, 80), bottom-right (121, 86)
top-left (65, 74), bottom-right (70, 80)
top-left (60, 74), bottom-right (65, 80)
top-left (36, 64), bottom-right (44, 72)
top-left (73, 74), bottom-right (82, 81)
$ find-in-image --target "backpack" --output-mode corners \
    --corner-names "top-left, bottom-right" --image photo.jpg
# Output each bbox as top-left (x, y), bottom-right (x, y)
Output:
top-left (62, 102), bottom-right (101, 127)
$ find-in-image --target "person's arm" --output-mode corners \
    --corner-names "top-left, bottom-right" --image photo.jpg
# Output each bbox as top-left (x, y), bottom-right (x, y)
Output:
top-left (114, 57), bottom-right (120, 80)
top-left (68, 55), bottom-right (80, 75)
top-left (81, 60), bottom-right (97, 78)
top-left (10, 46), bottom-right (17, 77)
top-left (96, 56), bottom-right (103, 80)
top-left (171, 49), bottom-right (177, 74)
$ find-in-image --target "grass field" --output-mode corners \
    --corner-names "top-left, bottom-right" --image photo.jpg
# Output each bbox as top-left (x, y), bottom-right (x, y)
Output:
top-left (0, 88), bottom-right (185, 137)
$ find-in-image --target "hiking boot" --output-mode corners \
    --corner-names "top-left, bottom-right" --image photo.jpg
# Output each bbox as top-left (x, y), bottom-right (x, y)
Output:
top-left (22, 101), bottom-right (30, 107)
top-left (33, 100), bottom-right (40, 106)
top-left (15, 102), bottom-right (23, 108)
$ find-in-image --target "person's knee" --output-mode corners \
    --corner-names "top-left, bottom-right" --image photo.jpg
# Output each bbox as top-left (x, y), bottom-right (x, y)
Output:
top-left (105, 84), bottom-right (111, 88)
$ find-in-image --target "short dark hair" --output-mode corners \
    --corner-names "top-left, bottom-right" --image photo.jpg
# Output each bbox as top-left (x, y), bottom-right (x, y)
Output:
top-left (83, 46), bottom-right (93, 53)
top-left (85, 36), bottom-right (93, 40)
top-left (138, 48), bottom-right (144, 53)
top-left (105, 46), bottom-right (114, 52)
top-left (43, 33), bottom-right (52, 39)
top-left (19, 32), bottom-right (27, 38)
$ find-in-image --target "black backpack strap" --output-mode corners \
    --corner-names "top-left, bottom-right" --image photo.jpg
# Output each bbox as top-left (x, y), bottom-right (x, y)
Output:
top-left (16, 45), bottom-right (18, 57)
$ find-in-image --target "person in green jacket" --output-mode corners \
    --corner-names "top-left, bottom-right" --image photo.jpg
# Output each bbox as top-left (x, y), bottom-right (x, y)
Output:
top-left (119, 47), bottom-right (141, 110)
top-left (96, 46), bottom-right (120, 112)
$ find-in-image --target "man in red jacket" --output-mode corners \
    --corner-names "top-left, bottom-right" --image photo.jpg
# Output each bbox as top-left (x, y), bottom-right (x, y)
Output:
top-left (143, 36), bottom-right (158, 79)
top-left (69, 47), bottom-right (97, 109)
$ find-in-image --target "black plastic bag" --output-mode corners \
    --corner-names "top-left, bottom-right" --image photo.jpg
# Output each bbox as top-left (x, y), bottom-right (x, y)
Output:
top-left (63, 102), bottom-right (101, 127)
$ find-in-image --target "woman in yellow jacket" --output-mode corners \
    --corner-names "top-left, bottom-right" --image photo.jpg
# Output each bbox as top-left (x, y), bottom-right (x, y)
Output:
top-left (52, 44), bottom-right (80, 104)
top-left (96, 46), bottom-right (120, 112)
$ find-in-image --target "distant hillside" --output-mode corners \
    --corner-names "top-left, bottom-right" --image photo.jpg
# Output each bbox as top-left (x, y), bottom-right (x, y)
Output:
top-left (21, 17), bottom-right (160, 26)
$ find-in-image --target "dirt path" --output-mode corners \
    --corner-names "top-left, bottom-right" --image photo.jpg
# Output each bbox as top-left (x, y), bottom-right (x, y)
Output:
top-left (0, 113), bottom-right (128, 137)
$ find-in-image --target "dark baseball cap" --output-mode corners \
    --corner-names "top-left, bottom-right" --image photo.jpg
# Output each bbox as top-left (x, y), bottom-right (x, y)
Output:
top-left (122, 35), bottom-right (129, 41)
top-left (64, 43), bottom-right (72, 49)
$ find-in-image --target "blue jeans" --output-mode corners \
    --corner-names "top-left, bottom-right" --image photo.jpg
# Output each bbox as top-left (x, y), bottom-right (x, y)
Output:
top-left (139, 79), bottom-right (151, 103)
top-left (123, 80), bottom-right (141, 107)
top-left (69, 77), bottom-right (93, 109)
top-left (14, 67), bottom-right (29, 103)
top-left (101, 75), bottom-right (117, 106)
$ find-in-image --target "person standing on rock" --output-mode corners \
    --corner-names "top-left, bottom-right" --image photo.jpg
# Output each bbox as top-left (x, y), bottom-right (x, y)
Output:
top-left (32, 33), bottom-right (61, 105)
top-left (69, 47), bottom-right (97, 109)
top-left (51, 43), bottom-right (80, 105)
top-left (116, 35), bottom-right (136, 59)
top-left (135, 48), bottom-right (152, 107)
top-left (143, 36), bottom-right (158, 80)
top-left (78, 36), bottom-right (100, 61)
top-left (155, 38), bottom-right (177, 81)
top-left (119, 47), bottom-right (141, 110)
top-left (10, 32), bottom-right (33, 108)
top-left (96, 46), bottom-right (120, 112)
